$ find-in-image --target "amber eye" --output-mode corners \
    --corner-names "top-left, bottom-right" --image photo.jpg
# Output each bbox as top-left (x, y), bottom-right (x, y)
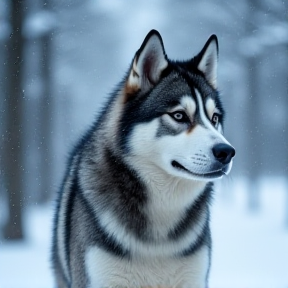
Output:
top-left (169, 111), bottom-right (189, 123)
top-left (211, 113), bottom-right (220, 128)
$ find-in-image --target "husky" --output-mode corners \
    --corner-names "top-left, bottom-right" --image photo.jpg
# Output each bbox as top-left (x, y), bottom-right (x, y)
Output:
top-left (52, 30), bottom-right (235, 288)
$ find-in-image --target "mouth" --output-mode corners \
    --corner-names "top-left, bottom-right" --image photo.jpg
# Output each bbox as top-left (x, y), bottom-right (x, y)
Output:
top-left (171, 160), bottom-right (226, 179)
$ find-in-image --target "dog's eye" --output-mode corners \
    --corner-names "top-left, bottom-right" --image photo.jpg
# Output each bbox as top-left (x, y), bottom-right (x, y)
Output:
top-left (211, 113), bottom-right (220, 127)
top-left (169, 111), bottom-right (188, 123)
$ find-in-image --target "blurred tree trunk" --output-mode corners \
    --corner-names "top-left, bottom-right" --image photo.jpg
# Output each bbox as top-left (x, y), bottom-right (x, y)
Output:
top-left (37, 2), bottom-right (53, 204)
top-left (286, 43), bottom-right (288, 228)
top-left (245, 0), bottom-right (261, 211)
top-left (284, 5), bottom-right (288, 229)
top-left (246, 54), bottom-right (261, 210)
top-left (3, 0), bottom-right (25, 240)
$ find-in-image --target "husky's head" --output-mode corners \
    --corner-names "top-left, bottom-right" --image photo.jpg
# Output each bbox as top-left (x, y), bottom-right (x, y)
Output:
top-left (117, 30), bottom-right (235, 182)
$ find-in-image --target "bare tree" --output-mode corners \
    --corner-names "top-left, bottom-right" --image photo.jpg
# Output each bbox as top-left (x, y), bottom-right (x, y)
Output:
top-left (243, 0), bottom-right (262, 211)
top-left (37, 1), bottom-right (54, 203)
top-left (2, 0), bottom-right (25, 240)
top-left (286, 42), bottom-right (288, 228)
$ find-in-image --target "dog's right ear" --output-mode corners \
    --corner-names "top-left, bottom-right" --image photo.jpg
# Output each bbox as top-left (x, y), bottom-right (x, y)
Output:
top-left (195, 35), bottom-right (218, 89)
top-left (125, 30), bottom-right (168, 96)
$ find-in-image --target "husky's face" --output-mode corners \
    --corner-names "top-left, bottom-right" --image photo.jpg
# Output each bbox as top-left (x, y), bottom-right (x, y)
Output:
top-left (120, 30), bottom-right (235, 182)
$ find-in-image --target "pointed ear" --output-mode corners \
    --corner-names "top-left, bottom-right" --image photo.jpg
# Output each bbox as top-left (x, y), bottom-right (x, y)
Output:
top-left (125, 30), bottom-right (168, 95)
top-left (196, 35), bottom-right (218, 89)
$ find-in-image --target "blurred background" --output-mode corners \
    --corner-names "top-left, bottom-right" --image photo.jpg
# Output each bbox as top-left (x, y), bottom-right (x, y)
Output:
top-left (0, 0), bottom-right (288, 287)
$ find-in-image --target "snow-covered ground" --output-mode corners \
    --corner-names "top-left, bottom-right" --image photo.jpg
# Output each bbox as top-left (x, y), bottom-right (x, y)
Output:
top-left (0, 205), bottom-right (54, 288)
top-left (0, 177), bottom-right (288, 288)
top-left (210, 177), bottom-right (288, 288)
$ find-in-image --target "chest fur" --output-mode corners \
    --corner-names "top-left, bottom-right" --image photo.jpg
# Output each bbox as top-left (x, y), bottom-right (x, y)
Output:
top-left (85, 245), bottom-right (209, 288)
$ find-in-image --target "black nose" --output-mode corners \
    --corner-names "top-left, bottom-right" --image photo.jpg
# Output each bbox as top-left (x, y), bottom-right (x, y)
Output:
top-left (212, 143), bottom-right (235, 165)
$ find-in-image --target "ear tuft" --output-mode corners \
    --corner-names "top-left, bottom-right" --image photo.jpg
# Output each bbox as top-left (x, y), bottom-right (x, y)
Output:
top-left (125, 30), bottom-right (168, 96)
top-left (196, 34), bottom-right (218, 89)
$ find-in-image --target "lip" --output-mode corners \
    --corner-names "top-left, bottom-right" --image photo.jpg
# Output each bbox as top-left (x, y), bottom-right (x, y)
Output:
top-left (171, 160), bottom-right (225, 179)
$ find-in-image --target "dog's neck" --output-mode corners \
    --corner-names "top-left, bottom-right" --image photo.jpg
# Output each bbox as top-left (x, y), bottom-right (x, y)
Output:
top-left (123, 158), bottom-right (208, 240)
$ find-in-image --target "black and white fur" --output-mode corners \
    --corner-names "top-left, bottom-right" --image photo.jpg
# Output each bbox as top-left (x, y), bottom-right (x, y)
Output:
top-left (52, 30), bottom-right (235, 288)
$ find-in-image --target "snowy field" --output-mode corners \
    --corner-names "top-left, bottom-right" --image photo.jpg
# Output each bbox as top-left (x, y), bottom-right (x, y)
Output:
top-left (0, 177), bottom-right (288, 288)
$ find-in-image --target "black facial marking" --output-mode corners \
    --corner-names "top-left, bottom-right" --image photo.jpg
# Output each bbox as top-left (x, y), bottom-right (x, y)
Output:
top-left (156, 113), bottom-right (193, 138)
top-left (156, 117), bottom-right (181, 137)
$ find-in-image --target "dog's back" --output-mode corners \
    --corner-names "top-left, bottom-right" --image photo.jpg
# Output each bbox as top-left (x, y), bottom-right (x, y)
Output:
top-left (52, 30), bottom-right (235, 288)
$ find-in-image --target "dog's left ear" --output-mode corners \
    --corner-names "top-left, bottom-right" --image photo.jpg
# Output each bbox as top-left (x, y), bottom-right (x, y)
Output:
top-left (125, 30), bottom-right (168, 96)
top-left (195, 35), bottom-right (218, 89)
